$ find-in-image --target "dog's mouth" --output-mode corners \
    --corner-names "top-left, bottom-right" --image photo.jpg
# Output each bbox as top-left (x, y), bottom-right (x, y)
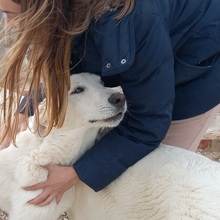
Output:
top-left (89, 112), bottom-right (124, 124)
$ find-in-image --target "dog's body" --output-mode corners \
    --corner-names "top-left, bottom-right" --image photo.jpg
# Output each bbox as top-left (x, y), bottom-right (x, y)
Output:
top-left (1, 73), bottom-right (220, 220)
top-left (70, 145), bottom-right (220, 220)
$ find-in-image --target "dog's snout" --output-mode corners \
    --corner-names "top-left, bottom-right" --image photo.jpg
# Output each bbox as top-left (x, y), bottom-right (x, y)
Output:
top-left (108, 93), bottom-right (125, 107)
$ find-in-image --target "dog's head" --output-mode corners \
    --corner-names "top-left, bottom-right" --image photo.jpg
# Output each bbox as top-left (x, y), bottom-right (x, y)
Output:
top-left (60, 73), bottom-right (126, 130)
top-left (39, 73), bottom-right (126, 129)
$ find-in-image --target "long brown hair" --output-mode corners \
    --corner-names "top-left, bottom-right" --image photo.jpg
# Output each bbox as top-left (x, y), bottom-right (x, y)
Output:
top-left (0, 0), bottom-right (136, 143)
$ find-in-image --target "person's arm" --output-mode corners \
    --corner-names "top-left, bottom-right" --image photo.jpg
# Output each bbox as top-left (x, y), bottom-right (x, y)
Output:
top-left (73, 14), bottom-right (175, 191)
top-left (23, 11), bottom-right (176, 206)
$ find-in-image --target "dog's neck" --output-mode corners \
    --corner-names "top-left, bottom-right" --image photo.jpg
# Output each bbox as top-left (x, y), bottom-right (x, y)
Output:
top-left (31, 125), bottom-right (101, 166)
top-left (15, 116), bottom-right (102, 166)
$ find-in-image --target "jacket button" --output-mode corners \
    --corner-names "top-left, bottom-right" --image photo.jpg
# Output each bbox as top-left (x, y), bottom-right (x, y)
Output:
top-left (106, 63), bottom-right (111, 68)
top-left (121, 59), bottom-right (126, 64)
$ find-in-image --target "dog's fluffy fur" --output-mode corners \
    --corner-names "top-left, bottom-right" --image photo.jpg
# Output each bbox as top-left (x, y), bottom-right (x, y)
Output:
top-left (1, 73), bottom-right (220, 220)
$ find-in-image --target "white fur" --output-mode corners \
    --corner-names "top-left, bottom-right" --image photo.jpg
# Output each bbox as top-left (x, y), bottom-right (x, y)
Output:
top-left (1, 73), bottom-right (220, 220)
top-left (70, 145), bottom-right (220, 220)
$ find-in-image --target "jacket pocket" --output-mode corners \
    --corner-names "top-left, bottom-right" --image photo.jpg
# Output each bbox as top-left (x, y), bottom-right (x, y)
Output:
top-left (174, 54), bottom-right (211, 86)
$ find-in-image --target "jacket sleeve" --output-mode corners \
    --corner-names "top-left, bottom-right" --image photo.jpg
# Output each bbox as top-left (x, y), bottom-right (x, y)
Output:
top-left (73, 14), bottom-right (175, 191)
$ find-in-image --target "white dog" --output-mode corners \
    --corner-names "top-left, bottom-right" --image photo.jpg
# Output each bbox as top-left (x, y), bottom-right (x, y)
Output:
top-left (0, 72), bottom-right (126, 220)
top-left (1, 73), bottom-right (220, 220)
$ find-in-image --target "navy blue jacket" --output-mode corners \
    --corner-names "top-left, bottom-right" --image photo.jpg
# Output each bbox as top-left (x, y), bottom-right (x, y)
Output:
top-left (71, 0), bottom-right (220, 191)
top-left (21, 0), bottom-right (220, 191)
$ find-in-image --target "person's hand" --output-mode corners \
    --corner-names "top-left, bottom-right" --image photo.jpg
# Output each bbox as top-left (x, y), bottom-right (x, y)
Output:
top-left (0, 113), bottom-right (27, 148)
top-left (24, 164), bottom-right (80, 206)
top-left (17, 113), bottom-right (28, 132)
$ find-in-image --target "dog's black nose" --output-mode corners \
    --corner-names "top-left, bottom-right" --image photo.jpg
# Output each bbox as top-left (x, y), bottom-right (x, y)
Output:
top-left (108, 93), bottom-right (126, 107)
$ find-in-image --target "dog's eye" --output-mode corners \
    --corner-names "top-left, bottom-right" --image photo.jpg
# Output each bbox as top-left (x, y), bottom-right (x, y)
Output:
top-left (71, 87), bottom-right (85, 94)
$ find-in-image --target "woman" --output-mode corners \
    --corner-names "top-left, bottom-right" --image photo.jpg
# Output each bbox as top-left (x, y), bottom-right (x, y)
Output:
top-left (0, 0), bottom-right (220, 207)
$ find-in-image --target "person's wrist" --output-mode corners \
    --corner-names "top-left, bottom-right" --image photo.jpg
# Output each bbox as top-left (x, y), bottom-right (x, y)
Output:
top-left (18, 113), bottom-right (26, 119)
top-left (18, 113), bottom-right (27, 132)
top-left (68, 166), bottom-right (81, 185)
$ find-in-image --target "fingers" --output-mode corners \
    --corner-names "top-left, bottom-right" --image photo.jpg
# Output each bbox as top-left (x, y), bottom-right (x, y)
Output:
top-left (56, 193), bottom-right (64, 204)
top-left (28, 191), bottom-right (55, 206)
top-left (23, 182), bottom-right (46, 191)
top-left (23, 166), bottom-right (51, 191)
top-left (27, 189), bottom-right (63, 206)
top-left (23, 165), bottom-right (77, 207)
